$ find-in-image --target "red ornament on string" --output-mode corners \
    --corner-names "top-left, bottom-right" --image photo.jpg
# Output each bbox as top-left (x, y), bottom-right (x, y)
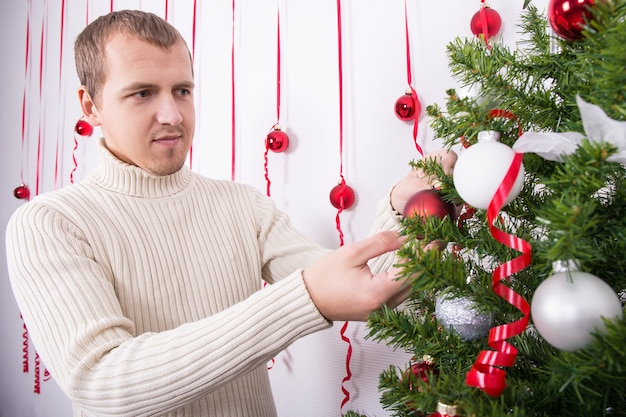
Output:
top-left (548, 0), bottom-right (594, 41)
top-left (330, 181), bottom-right (356, 210)
top-left (13, 184), bottom-right (30, 200)
top-left (470, 5), bottom-right (502, 41)
top-left (403, 189), bottom-right (457, 220)
top-left (266, 126), bottom-right (289, 153)
top-left (75, 119), bottom-right (93, 137)
top-left (395, 90), bottom-right (420, 121)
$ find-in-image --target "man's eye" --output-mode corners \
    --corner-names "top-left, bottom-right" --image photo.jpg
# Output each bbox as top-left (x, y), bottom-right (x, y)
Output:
top-left (134, 90), bottom-right (150, 98)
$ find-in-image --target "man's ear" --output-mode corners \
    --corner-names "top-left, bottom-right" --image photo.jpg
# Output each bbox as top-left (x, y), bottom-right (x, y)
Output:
top-left (78, 86), bottom-right (102, 127)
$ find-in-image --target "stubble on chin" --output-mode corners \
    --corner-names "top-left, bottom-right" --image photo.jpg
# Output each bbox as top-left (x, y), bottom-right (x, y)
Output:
top-left (146, 148), bottom-right (189, 176)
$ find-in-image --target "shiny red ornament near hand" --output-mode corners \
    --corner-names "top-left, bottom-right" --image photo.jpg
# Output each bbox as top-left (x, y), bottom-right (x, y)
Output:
top-left (13, 184), bottom-right (30, 200)
top-left (75, 119), bottom-right (93, 137)
top-left (470, 6), bottom-right (502, 41)
top-left (548, 0), bottom-right (594, 41)
top-left (403, 189), bottom-right (456, 220)
top-left (394, 92), bottom-right (420, 121)
top-left (266, 126), bottom-right (289, 152)
top-left (330, 182), bottom-right (355, 210)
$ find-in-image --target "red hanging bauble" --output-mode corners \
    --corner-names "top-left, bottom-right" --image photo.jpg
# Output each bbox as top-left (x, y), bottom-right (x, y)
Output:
top-left (329, 181), bottom-right (356, 210)
top-left (13, 183), bottom-right (30, 200)
top-left (403, 189), bottom-right (457, 220)
top-left (470, 6), bottom-right (502, 41)
top-left (548, 0), bottom-right (594, 41)
top-left (394, 90), bottom-right (421, 121)
top-left (75, 119), bottom-right (93, 137)
top-left (266, 126), bottom-right (289, 153)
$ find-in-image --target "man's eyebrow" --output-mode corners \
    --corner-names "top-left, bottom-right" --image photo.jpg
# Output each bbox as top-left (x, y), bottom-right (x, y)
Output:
top-left (121, 81), bottom-right (195, 92)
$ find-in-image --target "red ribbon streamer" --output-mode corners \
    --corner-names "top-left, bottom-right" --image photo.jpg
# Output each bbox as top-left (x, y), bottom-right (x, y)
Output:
top-left (35, 5), bottom-right (46, 197)
top-left (335, 0), bottom-right (353, 411)
top-left (231, 0), bottom-right (237, 181)
top-left (34, 352), bottom-right (41, 394)
top-left (465, 151), bottom-right (531, 396)
top-left (188, 0), bottom-right (197, 170)
top-left (21, 315), bottom-right (29, 373)
top-left (264, 6), bottom-right (282, 197)
top-left (20, 1), bottom-right (32, 192)
top-left (54, 0), bottom-right (66, 190)
top-left (479, 0), bottom-right (492, 49)
top-left (403, 0), bottom-right (423, 157)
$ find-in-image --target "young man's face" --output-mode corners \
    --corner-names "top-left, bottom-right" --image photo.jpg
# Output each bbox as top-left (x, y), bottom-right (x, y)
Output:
top-left (80, 33), bottom-right (195, 176)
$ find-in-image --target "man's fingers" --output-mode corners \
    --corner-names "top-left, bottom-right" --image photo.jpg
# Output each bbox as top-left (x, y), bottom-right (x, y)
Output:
top-left (343, 231), bottom-right (405, 266)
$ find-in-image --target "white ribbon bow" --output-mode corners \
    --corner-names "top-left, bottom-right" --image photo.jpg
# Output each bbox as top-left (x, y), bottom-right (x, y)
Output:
top-left (513, 96), bottom-right (626, 163)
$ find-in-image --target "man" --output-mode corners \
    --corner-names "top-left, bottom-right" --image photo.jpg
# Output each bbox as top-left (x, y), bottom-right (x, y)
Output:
top-left (6, 10), bottom-right (456, 417)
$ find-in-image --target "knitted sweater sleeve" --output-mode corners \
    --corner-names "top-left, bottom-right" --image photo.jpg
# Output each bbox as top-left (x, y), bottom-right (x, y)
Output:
top-left (6, 195), bottom-right (330, 417)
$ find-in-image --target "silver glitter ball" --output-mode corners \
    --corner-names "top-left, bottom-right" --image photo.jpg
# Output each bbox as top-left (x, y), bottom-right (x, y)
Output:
top-left (435, 293), bottom-right (492, 341)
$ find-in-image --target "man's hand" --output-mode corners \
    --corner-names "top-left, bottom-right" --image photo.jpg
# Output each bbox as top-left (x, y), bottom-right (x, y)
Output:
top-left (391, 149), bottom-right (457, 215)
top-left (302, 231), bottom-right (410, 322)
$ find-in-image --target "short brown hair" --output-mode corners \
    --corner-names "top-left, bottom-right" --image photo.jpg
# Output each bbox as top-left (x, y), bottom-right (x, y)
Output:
top-left (74, 10), bottom-right (190, 105)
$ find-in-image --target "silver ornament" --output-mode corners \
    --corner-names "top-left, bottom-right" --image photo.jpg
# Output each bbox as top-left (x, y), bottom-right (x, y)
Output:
top-left (531, 260), bottom-right (623, 351)
top-left (435, 292), bottom-right (492, 341)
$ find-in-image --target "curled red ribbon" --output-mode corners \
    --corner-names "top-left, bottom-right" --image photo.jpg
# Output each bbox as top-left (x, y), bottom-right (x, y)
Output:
top-left (335, 0), bottom-right (353, 410)
top-left (465, 152), bottom-right (531, 396)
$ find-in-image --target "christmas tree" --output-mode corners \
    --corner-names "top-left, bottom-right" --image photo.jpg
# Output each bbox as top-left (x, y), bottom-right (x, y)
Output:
top-left (348, 1), bottom-right (626, 416)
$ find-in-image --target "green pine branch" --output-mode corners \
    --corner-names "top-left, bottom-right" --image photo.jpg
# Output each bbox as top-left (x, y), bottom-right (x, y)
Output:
top-left (358, 1), bottom-right (626, 416)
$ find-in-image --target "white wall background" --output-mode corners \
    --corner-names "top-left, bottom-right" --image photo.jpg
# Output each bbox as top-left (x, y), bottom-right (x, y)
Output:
top-left (0, 1), bottom-right (548, 416)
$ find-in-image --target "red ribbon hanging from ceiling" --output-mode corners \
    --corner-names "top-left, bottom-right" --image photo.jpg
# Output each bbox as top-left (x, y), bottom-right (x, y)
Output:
top-left (335, 0), bottom-right (353, 412)
top-left (231, 0), bottom-right (237, 181)
top-left (403, 0), bottom-right (423, 157)
top-left (264, 5), bottom-right (282, 197)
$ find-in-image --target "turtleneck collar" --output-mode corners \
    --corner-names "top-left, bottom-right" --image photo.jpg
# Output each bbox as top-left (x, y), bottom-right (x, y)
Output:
top-left (88, 139), bottom-right (192, 198)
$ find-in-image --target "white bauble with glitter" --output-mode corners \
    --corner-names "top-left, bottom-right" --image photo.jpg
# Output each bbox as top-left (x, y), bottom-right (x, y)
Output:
top-left (531, 261), bottom-right (623, 351)
top-left (435, 292), bottom-right (492, 341)
top-left (453, 130), bottom-right (525, 209)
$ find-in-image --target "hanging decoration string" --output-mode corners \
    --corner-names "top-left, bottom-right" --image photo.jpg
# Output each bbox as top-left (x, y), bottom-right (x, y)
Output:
top-left (264, 5), bottom-right (283, 197)
top-left (403, 0), bottom-right (423, 157)
top-left (231, 0), bottom-right (237, 181)
top-left (188, 0), bottom-right (197, 170)
top-left (71, 1), bottom-right (93, 184)
top-left (479, 0), bottom-right (493, 49)
top-left (33, 2), bottom-right (51, 393)
top-left (21, 314), bottom-right (29, 373)
top-left (34, 1), bottom-right (47, 198)
top-left (18, 0), bottom-right (33, 201)
top-left (18, 0), bottom-right (34, 384)
top-left (335, 0), bottom-right (353, 412)
top-left (53, 0), bottom-right (66, 190)
top-left (466, 151), bottom-right (531, 396)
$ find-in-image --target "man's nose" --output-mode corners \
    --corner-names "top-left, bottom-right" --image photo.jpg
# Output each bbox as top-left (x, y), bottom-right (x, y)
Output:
top-left (156, 95), bottom-right (183, 125)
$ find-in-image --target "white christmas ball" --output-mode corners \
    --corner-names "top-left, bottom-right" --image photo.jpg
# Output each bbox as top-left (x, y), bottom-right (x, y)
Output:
top-left (531, 265), bottom-right (623, 351)
top-left (453, 131), bottom-right (525, 209)
top-left (435, 292), bottom-right (492, 341)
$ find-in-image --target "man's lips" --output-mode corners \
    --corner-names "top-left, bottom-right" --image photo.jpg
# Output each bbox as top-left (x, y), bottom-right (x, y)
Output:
top-left (153, 135), bottom-right (182, 146)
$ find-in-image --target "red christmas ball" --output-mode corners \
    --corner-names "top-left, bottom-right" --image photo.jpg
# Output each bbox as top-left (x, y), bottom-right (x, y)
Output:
top-left (548, 0), bottom-right (594, 41)
top-left (13, 184), bottom-right (30, 200)
top-left (329, 182), bottom-right (356, 210)
top-left (408, 361), bottom-right (437, 385)
top-left (266, 127), bottom-right (289, 153)
top-left (470, 6), bottom-right (502, 41)
top-left (395, 93), bottom-right (420, 121)
top-left (403, 189), bottom-right (456, 220)
top-left (75, 119), bottom-right (93, 137)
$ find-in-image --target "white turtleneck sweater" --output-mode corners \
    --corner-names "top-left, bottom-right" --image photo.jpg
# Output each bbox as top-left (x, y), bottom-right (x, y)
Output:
top-left (6, 141), bottom-right (400, 417)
